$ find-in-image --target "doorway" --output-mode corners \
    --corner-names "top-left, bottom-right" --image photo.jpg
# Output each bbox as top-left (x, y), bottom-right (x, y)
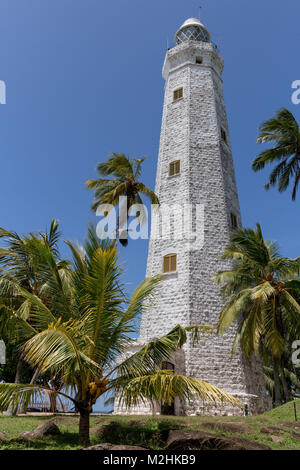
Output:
top-left (161, 361), bottom-right (175, 415)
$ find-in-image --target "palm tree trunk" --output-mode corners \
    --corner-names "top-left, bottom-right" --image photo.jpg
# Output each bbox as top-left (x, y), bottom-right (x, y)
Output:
top-left (79, 409), bottom-right (90, 447)
top-left (280, 361), bottom-right (291, 403)
top-left (117, 207), bottom-right (128, 247)
top-left (50, 391), bottom-right (58, 413)
top-left (273, 355), bottom-right (282, 407)
top-left (14, 355), bottom-right (24, 383)
top-left (30, 367), bottom-right (41, 384)
top-left (19, 368), bottom-right (41, 414)
top-left (11, 355), bottom-right (25, 415)
top-left (48, 379), bottom-right (60, 413)
top-left (276, 309), bottom-right (290, 403)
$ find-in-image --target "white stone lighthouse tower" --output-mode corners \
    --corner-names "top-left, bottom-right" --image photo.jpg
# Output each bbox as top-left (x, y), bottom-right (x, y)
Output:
top-left (115, 18), bottom-right (270, 416)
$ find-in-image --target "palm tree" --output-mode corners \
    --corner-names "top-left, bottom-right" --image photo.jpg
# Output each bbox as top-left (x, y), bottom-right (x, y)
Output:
top-left (86, 153), bottom-right (159, 246)
top-left (215, 223), bottom-right (300, 406)
top-left (263, 352), bottom-right (300, 403)
top-left (252, 108), bottom-right (300, 200)
top-left (0, 220), bottom-right (70, 412)
top-left (0, 226), bottom-right (240, 446)
top-left (0, 221), bottom-right (68, 369)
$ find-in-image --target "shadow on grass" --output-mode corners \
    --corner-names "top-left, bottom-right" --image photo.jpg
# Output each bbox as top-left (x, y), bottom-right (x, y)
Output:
top-left (0, 419), bottom-right (182, 450)
top-left (0, 432), bottom-right (81, 450)
top-left (94, 419), bottom-right (182, 450)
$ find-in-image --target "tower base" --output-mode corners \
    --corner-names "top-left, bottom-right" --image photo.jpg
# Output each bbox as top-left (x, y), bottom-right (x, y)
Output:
top-left (113, 394), bottom-right (272, 417)
top-left (113, 339), bottom-right (272, 417)
top-left (184, 394), bottom-right (272, 416)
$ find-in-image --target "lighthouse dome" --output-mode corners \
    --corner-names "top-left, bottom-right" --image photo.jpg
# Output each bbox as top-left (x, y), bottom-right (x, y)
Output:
top-left (175, 18), bottom-right (210, 45)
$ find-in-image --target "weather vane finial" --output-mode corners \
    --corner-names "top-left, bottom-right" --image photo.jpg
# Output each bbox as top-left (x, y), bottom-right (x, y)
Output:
top-left (198, 5), bottom-right (202, 20)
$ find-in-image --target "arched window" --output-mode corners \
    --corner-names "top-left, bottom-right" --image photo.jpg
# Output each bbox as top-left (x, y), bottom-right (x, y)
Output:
top-left (161, 361), bottom-right (175, 415)
top-left (163, 253), bottom-right (177, 273)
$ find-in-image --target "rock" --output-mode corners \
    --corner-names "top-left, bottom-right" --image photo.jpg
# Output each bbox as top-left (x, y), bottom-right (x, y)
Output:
top-left (18, 431), bottom-right (37, 440)
top-left (276, 422), bottom-right (300, 439)
top-left (202, 421), bottom-right (252, 434)
top-left (261, 425), bottom-right (300, 440)
top-left (29, 419), bottom-right (61, 436)
top-left (0, 431), bottom-right (7, 440)
top-left (99, 421), bottom-right (118, 432)
top-left (260, 426), bottom-right (282, 435)
top-left (97, 420), bottom-right (115, 428)
top-left (165, 430), bottom-right (272, 450)
top-left (93, 417), bottom-right (108, 425)
top-left (84, 443), bottom-right (149, 450)
top-left (52, 416), bottom-right (78, 425)
top-left (279, 421), bottom-right (300, 429)
top-left (152, 429), bottom-right (172, 444)
top-left (18, 419), bottom-right (61, 441)
top-left (227, 437), bottom-right (272, 450)
top-left (270, 435), bottom-right (285, 443)
top-left (90, 421), bottom-right (121, 438)
top-left (90, 425), bottom-right (104, 436)
top-left (128, 420), bottom-right (145, 427)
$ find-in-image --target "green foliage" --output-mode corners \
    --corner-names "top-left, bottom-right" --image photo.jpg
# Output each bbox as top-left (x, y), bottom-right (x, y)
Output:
top-left (1, 408), bottom-right (300, 450)
top-left (252, 108), bottom-right (300, 200)
top-left (216, 223), bottom-right (300, 358)
top-left (0, 338), bottom-right (30, 383)
top-left (0, 225), bottom-right (239, 445)
top-left (216, 223), bottom-right (300, 405)
top-left (86, 153), bottom-right (159, 246)
top-left (264, 397), bottom-right (300, 420)
top-left (0, 220), bottom-right (68, 384)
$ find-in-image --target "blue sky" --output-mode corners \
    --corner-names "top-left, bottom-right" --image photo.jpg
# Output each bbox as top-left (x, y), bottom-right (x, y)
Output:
top-left (0, 0), bottom-right (300, 409)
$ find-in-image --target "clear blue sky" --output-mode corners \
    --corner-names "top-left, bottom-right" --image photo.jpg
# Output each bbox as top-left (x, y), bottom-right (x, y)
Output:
top-left (0, 0), bottom-right (300, 410)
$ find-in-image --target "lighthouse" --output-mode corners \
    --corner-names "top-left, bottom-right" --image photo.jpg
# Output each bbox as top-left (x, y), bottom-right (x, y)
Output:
top-left (115, 18), bottom-right (270, 416)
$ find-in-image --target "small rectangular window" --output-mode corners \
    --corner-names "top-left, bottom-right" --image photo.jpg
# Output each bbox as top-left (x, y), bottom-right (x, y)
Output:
top-left (196, 56), bottom-right (203, 64)
top-left (173, 87), bottom-right (183, 101)
top-left (221, 127), bottom-right (227, 143)
top-left (230, 212), bottom-right (238, 230)
top-left (169, 160), bottom-right (180, 176)
top-left (163, 254), bottom-right (177, 273)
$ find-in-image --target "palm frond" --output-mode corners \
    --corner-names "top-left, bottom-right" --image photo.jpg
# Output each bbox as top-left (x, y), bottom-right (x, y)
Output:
top-left (23, 319), bottom-right (101, 388)
top-left (0, 383), bottom-right (74, 411)
top-left (115, 370), bottom-right (242, 409)
top-left (253, 108), bottom-right (300, 200)
top-left (114, 325), bottom-right (189, 380)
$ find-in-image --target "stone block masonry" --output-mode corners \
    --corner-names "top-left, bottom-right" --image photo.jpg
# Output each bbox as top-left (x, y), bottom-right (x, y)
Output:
top-left (114, 19), bottom-right (271, 416)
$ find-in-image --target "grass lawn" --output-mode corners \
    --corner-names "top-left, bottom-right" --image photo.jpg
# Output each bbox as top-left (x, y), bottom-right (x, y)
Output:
top-left (0, 399), bottom-right (300, 450)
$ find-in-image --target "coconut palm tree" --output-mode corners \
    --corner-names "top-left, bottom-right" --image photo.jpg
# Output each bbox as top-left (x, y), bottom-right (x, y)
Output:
top-left (0, 220), bottom-right (71, 414)
top-left (252, 108), bottom-right (300, 200)
top-left (86, 153), bottom-right (159, 246)
top-left (0, 220), bottom-right (69, 385)
top-left (215, 223), bottom-right (300, 406)
top-left (263, 353), bottom-right (300, 403)
top-left (0, 226), bottom-right (240, 446)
